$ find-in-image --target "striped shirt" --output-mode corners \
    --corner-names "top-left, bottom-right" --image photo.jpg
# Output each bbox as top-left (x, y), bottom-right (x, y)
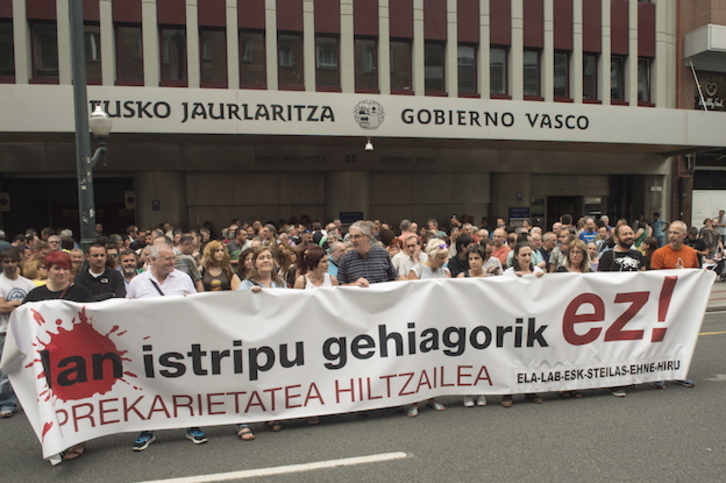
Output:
top-left (338, 247), bottom-right (398, 284)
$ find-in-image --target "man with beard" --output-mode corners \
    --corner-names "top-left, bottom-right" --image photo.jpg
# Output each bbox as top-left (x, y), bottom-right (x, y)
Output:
top-left (0, 247), bottom-right (35, 417)
top-left (119, 249), bottom-right (139, 289)
top-left (596, 223), bottom-right (645, 398)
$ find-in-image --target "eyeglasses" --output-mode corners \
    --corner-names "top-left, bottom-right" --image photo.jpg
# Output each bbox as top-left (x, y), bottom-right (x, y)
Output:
top-left (569, 249), bottom-right (585, 255)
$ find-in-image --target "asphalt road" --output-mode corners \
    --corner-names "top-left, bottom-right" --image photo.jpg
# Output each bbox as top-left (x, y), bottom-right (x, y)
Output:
top-left (3, 313), bottom-right (725, 483)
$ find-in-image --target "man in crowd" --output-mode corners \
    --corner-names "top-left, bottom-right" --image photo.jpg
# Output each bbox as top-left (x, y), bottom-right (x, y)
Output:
top-left (684, 227), bottom-right (708, 267)
top-left (126, 243), bottom-right (207, 450)
top-left (549, 233), bottom-right (574, 272)
top-left (73, 242), bottom-right (126, 301)
top-left (175, 235), bottom-right (203, 292)
top-left (119, 249), bottom-right (140, 288)
top-left (650, 220), bottom-right (698, 389)
top-left (327, 241), bottom-right (346, 278)
top-left (490, 228), bottom-right (511, 266)
top-left (393, 234), bottom-right (427, 280)
top-left (539, 232), bottom-right (557, 266)
top-left (448, 234), bottom-right (474, 277)
top-left (578, 218), bottom-right (597, 244)
top-left (338, 221), bottom-right (398, 286)
top-left (0, 247), bottom-right (36, 418)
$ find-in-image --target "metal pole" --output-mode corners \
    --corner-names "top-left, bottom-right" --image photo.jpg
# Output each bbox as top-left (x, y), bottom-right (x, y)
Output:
top-left (69, 0), bottom-right (96, 251)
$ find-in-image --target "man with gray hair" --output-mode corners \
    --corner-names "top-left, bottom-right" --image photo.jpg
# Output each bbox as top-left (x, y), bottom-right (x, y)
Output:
top-left (338, 221), bottom-right (398, 286)
top-left (327, 241), bottom-right (347, 278)
top-left (397, 219), bottom-right (415, 243)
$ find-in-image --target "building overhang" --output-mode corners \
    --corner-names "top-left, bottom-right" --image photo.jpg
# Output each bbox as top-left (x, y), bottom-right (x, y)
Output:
top-left (684, 24), bottom-right (726, 73)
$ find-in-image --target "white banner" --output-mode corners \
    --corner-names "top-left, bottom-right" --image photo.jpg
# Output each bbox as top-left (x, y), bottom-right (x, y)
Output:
top-left (1, 270), bottom-right (713, 458)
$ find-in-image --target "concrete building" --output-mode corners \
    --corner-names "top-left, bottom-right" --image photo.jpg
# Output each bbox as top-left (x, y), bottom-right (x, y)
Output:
top-left (0, 0), bottom-right (723, 236)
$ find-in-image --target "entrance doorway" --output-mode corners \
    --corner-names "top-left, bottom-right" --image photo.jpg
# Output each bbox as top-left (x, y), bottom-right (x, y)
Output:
top-left (546, 196), bottom-right (582, 229)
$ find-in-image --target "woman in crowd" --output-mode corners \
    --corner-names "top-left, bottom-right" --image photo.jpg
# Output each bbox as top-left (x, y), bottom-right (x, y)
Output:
top-left (457, 244), bottom-right (499, 278)
top-left (200, 240), bottom-right (241, 292)
top-left (556, 239), bottom-right (592, 273)
top-left (640, 236), bottom-right (658, 270)
top-left (293, 245), bottom-right (338, 288)
top-left (406, 238), bottom-right (450, 416)
top-left (23, 251), bottom-right (93, 460)
top-left (633, 217), bottom-right (651, 249)
top-left (236, 247), bottom-right (255, 281)
top-left (275, 242), bottom-right (297, 287)
top-left (237, 246), bottom-right (286, 433)
top-left (21, 258), bottom-right (48, 286)
top-left (587, 242), bottom-right (600, 271)
top-left (501, 243), bottom-right (544, 407)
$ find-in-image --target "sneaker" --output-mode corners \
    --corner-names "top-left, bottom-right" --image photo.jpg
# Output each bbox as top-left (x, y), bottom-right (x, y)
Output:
top-left (653, 381), bottom-right (666, 390)
top-left (132, 431), bottom-right (156, 451)
top-left (525, 394), bottom-right (543, 404)
top-left (675, 379), bottom-right (695, 388)
top-left (428, 400), bottom-right (446, 411)
top-left (0, 409), bottom-right (13, 419)
top-left (501, 396), bottom-right (513, 408)
top-left (476, 396), bottom-right (487, 406)
top-left (610, 388), bottom-right (626, 397)
top-left (406, 405), bottom-right (419, 417)
top-left (463, 396), bottom-right (475, 407)
top-left (186, 427), bottom-right (208, 444)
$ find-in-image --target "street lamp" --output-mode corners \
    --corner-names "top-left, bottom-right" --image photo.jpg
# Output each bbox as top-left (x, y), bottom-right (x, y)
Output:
top-left (89, 106), bottom-right (112, 166)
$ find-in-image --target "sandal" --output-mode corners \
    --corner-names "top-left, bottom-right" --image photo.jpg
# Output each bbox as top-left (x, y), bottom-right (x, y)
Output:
top-left (62, 442), bottom-right (86, 461)
top-left (237, 425), bottom-right (255, 441)
top-left (266, 421), bottom-right (282, 432)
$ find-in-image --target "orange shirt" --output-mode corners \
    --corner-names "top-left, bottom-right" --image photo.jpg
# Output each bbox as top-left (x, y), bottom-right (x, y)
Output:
top-left (492, 245), bottom-right (512, 266)
top-left (650, 244), bottom-right (699, 270)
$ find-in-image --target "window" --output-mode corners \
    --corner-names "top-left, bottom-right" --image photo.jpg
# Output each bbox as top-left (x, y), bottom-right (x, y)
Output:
top-left (315, 36), bottom-right (339, 89)
top-left (0, 21), bottom-right (13, 78)
top-left (160, 27), bottom-right (187, 84)
top-left (457, 44), bottom-right (476, 94)
top-left (582, 53), bottom-right (598, 100)
top-left (523, 49), bottom-right (540, 97)
top-left (490, 46), bottom-right (507, 95)
top-left (278, 33), bottom-right (303, 88)
top-left (638, 57), bottom-right (650, 103)
top-left (355, 37), bottom-right (377, 91)
top-left (239, 30), bottom-right (265, 87)
top-left (32, 22), bottom-right (59, 79)
top-left (553, 51), bottom-right (569, 98)
top-left (116, 24), bottom-right (143, 83)
top-left (84, 24), bottom-right (101, 82)
top-left (390, 39), bottom-right (412, 92)
top-left (424, 42), bottom-right (445, 92)
top-left (610, 55), bottom-right (625, 101)
top-left (199, 28), bottom-right (227, 86)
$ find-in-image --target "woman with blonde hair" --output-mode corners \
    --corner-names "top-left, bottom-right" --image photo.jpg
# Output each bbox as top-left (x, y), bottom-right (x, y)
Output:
top-left (200, 240), bottom-right (241, 291)
top-left (557, 239), bottom-right (592, 273)
top-left (22, 258), bottom-right (48, 286)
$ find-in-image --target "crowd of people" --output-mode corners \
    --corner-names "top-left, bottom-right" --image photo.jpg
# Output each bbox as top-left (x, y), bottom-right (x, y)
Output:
top-left (0, 210), bottom-right (712, 461)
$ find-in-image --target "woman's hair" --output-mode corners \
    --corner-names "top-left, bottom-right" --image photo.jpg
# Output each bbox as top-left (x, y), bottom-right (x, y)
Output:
top-left (641, 236), bottom-right (658, 257)
top-left (44, 251), bottom-right (72, 271)
top-left (511, 243), bottom-right (534, 272)
top-left (201, 240), bottom-right (235, 280)
top-left (236, 247), bottom-right (255, 279)
top-left (275, 242), bottom-right (295, 273)
top-left (22, 258), bottom-right (45, 279)
top-left (424, 238), bottom-right (449, 258)
top-left (249, 247), bottom-right (285, 286)
top-left (378, 227), bottom-right (396, 247)
top-left (297, 245), bottom-right (326, 275)
top-left (466, 244), bottom-right (486, 259)
top-left (564, 239), bottom-right (592, 272)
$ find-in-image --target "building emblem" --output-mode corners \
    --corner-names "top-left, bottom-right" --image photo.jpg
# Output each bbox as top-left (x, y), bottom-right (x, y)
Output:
top-left (353, 100), bottom-right (384, 129)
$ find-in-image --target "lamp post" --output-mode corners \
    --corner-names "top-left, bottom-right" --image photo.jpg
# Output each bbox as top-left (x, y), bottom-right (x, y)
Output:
top-left (69, 0), bottom-right (112, 251)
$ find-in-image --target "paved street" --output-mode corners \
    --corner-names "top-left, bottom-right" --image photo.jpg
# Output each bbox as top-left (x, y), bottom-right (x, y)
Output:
top-left (2, 305), bottom-right (725, 483)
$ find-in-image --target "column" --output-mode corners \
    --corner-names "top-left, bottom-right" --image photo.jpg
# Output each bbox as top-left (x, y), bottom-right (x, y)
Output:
top-left (543, 0), bottom-right (554, 102)
top-left (652, 0), bottom-right (668, 108)
top-left (265, 0), bottom-right (278, 90)
top-left (186, 0), bottom-right (200, 88)
top-left (11, 0), bottom-right (29, 83)
top-left (600, 0), bottom-right (611, 105)
top-left (56, 0), bottom-right (72, 85)
top-left (627, 0), bottom-right (638, 106)
top-left (446, 0), bottom-right (457, 97)
top-left (572, 0), bottom-right (583, 103)
top-left (478, 0), bottom-right (490, 97)
top-left (340, 0), bottom-right (354, 93)
top-left (303, 0), bottom-right (315, 91)
top-left (412, 0), bottom-right (424, 95)
top-left (379, 0), bottom-right (391, 95)
top-left (142, 0), bottom-right (160, 86)
top-left (226, 0), bottom-right (239, 88)
top-left (490, 173), bottom-right (531, 225)
top-left (135, 172), bottom-right (188, 231)
top-left (100, 0), bottom-right (115, 85)
top-left (510, 0), bottom-right (523, 100)
top-left (325, 172), bottom-right (371, 223)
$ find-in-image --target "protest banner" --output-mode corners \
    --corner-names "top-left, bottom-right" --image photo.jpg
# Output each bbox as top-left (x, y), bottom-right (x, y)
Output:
top-left (0, 269), bottom-right (713, 459)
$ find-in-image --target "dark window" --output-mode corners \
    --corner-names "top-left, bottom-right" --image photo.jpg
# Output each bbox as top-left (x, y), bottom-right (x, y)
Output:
top-left (160, 27), bottom-right (187, 83)
top-left (239, 30), bottom-right (265, 87)
top-left (354, 37), bottom-right (377, 91)
top-left (200, 28), bottom-right (227, 85)
top-left (390, 39), bottom-right (412, 92)
top-left (32, 22), bottom-right (59, 79)
top-left (582, 52), bottom-right (597, 100)
top-left (554, 51), bottom-right (569, 98)
top-left (0, 20), bottom-right (15, 78)
top-left (611, 55), bottom-right (625, 101)
top-left (278, 33), bottom-right (303, 88)
top-left (424, 42), bottom-right (445, 92)
top-left (523, 49), bottom-right (540, 97)
top-left (315, 36), bottom-right (339, 89)
top-left (84, 24), bottom-right (102, 82)
top-left (116, 24), bottom-right (143, 82)
top-left (638, 57), bottom-right (650, 102)
top-left (457, 44), bottom-right (476, 94)
top-left (490, 46), bottom-right (507, 95)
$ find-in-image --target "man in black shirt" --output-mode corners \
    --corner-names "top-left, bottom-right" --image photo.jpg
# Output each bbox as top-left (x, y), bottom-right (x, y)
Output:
top-left (73, 242), bottom-right (126, 301)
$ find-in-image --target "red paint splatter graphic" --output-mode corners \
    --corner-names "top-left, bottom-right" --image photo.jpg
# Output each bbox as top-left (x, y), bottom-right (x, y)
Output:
top-left (30, 307), bottom-right (136, 402)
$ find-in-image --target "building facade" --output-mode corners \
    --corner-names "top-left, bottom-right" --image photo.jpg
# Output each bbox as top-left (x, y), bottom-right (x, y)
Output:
top-left (0, 0), bottom-right (723, 236)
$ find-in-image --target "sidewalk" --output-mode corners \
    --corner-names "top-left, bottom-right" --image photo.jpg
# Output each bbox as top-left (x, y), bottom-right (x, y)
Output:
top-left (707, 279), bottom-right (726, 312)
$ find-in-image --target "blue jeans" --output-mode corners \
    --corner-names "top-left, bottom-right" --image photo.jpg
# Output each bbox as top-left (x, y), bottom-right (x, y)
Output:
top-left (0, 334), bottom-right (18, 412)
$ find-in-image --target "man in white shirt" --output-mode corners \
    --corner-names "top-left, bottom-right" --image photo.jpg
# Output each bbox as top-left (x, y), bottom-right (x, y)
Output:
top-left (0, 247), bottom-right (36, 417)
top-left (392, 234), bottom-right (427, 280)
